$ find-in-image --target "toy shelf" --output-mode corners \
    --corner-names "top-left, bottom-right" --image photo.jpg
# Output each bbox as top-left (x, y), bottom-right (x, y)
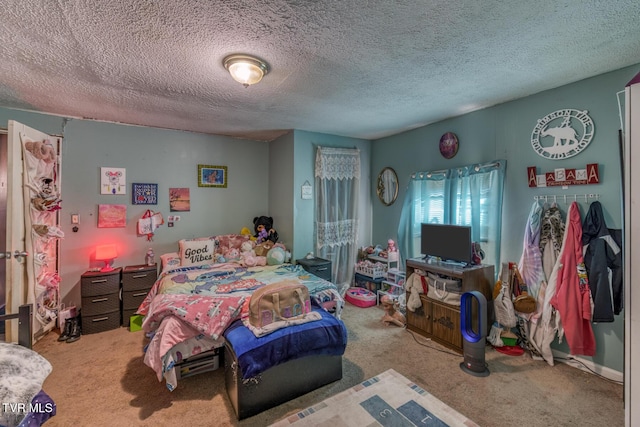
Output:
top-left (367, 252), bottom-right (399, 275)
top-left (377, 269), bottom-right (405, 306)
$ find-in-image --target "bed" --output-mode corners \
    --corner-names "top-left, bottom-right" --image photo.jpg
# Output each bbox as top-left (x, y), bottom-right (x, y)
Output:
top-left (0, 304), bottom-right (57, 427)
top-left (136, 234), bottom-right (347, 419)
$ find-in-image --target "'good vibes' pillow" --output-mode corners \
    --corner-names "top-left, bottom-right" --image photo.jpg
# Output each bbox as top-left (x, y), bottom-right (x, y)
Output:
top-left (179, 238), bottom-right (215, 267)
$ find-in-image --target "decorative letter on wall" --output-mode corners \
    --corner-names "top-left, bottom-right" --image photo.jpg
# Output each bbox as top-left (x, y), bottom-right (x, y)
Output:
top-left (527, 164), bottom-right (600, 187)
top-left (530, 109), bottom-right (594, 160)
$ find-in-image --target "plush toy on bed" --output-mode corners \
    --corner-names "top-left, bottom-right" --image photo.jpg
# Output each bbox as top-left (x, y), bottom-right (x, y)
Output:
top-left (241, 226), bottom-right (256, 241)
top-left (253, 216), bottom-right (279, 244)
top-left (266, 246), bottom-right (286, 265)
top-left (240, 240), bottom-right (267, 267)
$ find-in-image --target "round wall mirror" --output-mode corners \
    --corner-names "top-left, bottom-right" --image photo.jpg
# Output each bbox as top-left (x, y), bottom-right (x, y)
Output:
top-left (377, 167), bottom-right (399, 206)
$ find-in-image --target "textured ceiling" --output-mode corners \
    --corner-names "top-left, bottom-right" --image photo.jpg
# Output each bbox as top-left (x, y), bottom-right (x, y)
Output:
top-left (1, 1), bottom-right (639, 142)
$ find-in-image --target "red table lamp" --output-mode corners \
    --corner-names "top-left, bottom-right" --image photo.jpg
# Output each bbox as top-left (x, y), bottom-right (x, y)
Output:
top-left (95, 244), bottom-right (118, 272)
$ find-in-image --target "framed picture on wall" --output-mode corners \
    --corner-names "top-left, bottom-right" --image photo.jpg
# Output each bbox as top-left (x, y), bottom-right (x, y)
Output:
top-left (132, 183), bottom-right (158, 205)
top-left (97, 204), bottom-right (127, 228)
top-left (100, 167), bottom-right (126, 195)
top-left (169, 187), bottom-right (190, 211)
top-left (198, 165), bottom-right (227, 188)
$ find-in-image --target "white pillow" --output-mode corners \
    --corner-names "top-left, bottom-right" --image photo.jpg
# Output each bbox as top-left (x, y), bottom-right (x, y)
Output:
top-left (179, 238), bottom-right (216, 266)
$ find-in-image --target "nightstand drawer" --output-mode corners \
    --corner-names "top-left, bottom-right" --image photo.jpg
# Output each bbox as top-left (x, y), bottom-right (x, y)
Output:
top-left (122, 265), bottom-right (157, 291)
top-left (82, 310), bottom-right (120, 334)
top-left (81, 292), bottom-right (120, 316)
top-left (81, 269), bottom-right (121, 297)
top-left (122, 289), bottom-right (150, 311)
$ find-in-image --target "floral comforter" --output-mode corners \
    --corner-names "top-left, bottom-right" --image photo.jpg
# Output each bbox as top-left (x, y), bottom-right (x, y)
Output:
top-left (137, 262), bottom-right (344, 390)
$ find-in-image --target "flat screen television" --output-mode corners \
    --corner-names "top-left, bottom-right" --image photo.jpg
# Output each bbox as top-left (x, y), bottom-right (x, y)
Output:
top-left (420, 223), bottom-right (472, 266)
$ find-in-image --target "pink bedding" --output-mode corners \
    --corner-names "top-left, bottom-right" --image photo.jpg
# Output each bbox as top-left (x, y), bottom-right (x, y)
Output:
top-left (138, 261), bottom-right (344, 391)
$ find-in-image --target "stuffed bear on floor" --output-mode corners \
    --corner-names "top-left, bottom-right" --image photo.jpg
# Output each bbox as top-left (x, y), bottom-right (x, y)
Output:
top-left (253, 216), bottom-right (279, 244)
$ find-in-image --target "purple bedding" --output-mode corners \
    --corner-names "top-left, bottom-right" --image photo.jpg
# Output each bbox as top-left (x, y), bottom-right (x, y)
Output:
top-left (223, 303), bottom-right (347, 379)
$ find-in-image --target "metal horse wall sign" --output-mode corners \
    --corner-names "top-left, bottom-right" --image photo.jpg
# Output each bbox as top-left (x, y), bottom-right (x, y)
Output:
top-left (531, 109), bottom-right (594, 160)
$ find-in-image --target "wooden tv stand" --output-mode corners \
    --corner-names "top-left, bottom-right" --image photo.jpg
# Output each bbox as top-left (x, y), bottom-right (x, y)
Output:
top-left (405, 258), bottom-right (494, 353)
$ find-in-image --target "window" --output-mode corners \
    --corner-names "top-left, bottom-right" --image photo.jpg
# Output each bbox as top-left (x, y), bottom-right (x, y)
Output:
top-left (398, 160), bottom-right (506, 270)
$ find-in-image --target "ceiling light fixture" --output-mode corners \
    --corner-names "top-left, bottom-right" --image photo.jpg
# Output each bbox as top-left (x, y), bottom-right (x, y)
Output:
top-left (223, 54), bottom-right (269, 88)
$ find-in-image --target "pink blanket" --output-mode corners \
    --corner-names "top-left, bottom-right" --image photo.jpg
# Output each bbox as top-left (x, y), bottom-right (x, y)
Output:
top-left (142, 293), bottom-right (245, 341)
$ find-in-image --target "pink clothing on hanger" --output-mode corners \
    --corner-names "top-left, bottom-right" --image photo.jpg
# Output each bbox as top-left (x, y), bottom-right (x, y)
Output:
top-left (550, 202), bottom-right (596, 356)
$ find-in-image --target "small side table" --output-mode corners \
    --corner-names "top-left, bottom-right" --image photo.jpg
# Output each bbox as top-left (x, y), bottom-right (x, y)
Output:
top-left (296, 257), bottom-right (332, 282)
top-left (80, 267), bottom-right (122, 334)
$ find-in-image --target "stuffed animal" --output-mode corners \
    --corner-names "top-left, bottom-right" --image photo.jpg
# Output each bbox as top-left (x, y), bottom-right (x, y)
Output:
top-left (225, 248), bottom-right (241, 262)
top-left (266, 246), bottom-right (286, 265)
top-left (239, 240), bottom-right (266, 266)
top-left (404, 270), bottom-right (427, 312)
top-left (273, 243), bottom-right (292, 263)
top-left (253, 216), bottom-right (279, 244)
top-left (240, 240), bottom-right (255, 253)
top-left (240, 227), bottom-right (256, 241)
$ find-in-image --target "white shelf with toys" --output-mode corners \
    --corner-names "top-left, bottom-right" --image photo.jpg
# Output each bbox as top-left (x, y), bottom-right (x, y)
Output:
top-left (377, 268), bottom-right (405, 306)
top-left (367, 250), bottom-right (399, 273)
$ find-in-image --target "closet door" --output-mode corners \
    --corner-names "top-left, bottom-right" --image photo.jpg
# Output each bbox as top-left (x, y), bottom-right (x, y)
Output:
top-left (5, 121), bottom-right (61, 343)
top-left (624, 77), bottom-right (640, 427)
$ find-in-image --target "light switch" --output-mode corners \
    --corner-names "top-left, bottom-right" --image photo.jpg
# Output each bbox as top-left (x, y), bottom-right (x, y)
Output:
top-left (71, 214), bottom-right (79, 224)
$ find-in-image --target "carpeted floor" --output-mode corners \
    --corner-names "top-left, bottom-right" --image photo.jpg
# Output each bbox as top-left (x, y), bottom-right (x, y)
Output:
top-left (33, 302), bottom-right (624, 427)
top-left (270, 368), bottom-right (478, 426)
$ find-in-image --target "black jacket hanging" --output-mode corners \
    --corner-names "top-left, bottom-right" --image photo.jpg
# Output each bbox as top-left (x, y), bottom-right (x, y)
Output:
top-left (582, 201), bottom-right (623, 321)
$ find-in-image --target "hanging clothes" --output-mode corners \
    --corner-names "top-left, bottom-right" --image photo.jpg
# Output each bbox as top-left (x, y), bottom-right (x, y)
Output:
top-left (582, 201), bottom-right (623, 321)
top-left (515, 202), bottom-right (545, 356)
top-left (529, 203), bottom-right (566, 366)
top-left (550, 202), bottom-right (596, 357)
top-left (539, 204), bottom-right (565, 281)
top-left (519, 201), bottom-right (545, 301)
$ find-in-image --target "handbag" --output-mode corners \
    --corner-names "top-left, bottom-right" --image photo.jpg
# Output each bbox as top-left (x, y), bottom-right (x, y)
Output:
top-left (510, 263), bottom-right (536, 314)
top-left (426, 272), bottom-right (463, 306)
top-left (137, 209), bottom-right (164, 241)
top-left (494, 263), bottom-right (517, 327)
top-left (248, 280), bottom-right (312, 328)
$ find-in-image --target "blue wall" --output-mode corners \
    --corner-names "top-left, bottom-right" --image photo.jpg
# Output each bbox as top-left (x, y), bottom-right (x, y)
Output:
top-left (371, 64), bottom-right (640, 373)
top-left (291, 130), bottom-right (373, 262)
top-left (0, 111), bottom-right (269, 307)
top-left (2, 63), bottom-right (635, 373)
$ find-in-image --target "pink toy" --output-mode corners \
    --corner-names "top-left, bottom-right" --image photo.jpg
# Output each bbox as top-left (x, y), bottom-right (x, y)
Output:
top-left (387, 239), bottom-right (397, 252)
top-left (345, 287), bottom-right (377, 308)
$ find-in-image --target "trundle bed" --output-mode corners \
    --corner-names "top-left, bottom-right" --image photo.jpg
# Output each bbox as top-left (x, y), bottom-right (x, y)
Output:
top-left (137, 235), bottom-right (347, 419)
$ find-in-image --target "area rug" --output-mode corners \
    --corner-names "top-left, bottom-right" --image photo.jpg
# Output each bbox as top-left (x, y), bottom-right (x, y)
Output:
top-left (270, 369), bottom-right (479, 426)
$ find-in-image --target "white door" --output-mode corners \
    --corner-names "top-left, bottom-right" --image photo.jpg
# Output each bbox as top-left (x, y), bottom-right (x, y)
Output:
top-left (625, 79), bottom-right (640, 427)
top-left (4, 120), bottom-right (60, 343)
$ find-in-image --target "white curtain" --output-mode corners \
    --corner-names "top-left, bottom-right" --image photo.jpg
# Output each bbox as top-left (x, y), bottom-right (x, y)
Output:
top-left (315, 147), bottom-right (360, 295)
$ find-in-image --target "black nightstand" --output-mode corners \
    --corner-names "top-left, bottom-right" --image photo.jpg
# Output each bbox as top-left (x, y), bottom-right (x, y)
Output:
top-left (122, 264), bottom-right (157, 326)
top-left (80, 267), bottom-right (122, 334)
top-left (296, 257), bottom-right (332, 282)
